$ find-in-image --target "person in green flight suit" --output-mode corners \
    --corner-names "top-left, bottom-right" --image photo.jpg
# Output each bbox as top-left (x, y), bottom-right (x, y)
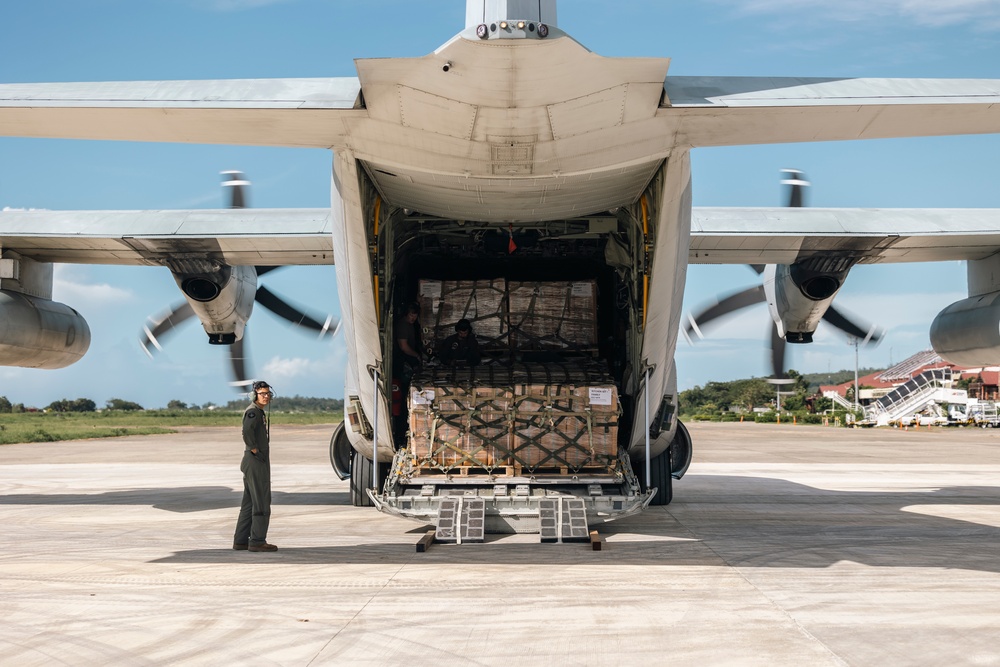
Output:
top-left (233, 380), bottom-right (278, 552)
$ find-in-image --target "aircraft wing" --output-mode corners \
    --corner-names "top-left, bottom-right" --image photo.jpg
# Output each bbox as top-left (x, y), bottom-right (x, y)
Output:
top-left (0, 208), bottom-right (333, 266)
top-left (5, 75), bottom-right (1000, 150)
top-left (663, 77), bottom-right (1000, 147)
top-left (0, 78), bottom-right (362, 147)
top-left (690, 207), bottom-right (1000, 265)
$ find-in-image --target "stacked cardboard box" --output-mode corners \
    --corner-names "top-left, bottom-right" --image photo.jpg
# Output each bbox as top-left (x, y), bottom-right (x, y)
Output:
top-left (418, 279), bottom-right (507, 353)
top-left (507, 280), bottom-right (598, 351)
top-left (509, 363), bottom-right (618, 470)
top-left (407, 362), bottom-right (618, 472)
top-left (416, 279), bottom-right (599, 355)
top-left (408, 369), bottom-right (511, 468)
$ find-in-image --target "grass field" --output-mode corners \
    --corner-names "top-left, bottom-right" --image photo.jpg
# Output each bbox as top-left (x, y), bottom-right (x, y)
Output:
top-left (0, 411), bottom-right (343, 445)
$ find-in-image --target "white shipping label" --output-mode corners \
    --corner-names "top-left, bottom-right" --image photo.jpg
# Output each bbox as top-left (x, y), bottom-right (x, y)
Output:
top-left (411, 389), bottom-right (435, 406)
top-left (420, 281), bottom-right (443, 299)
top-left (571, 282), bottom-right (593, 298)
top-left (589, 387), bottom-right (613, 406)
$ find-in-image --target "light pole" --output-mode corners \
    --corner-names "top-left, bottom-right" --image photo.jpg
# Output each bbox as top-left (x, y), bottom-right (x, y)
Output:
top-left (851, 336), bottom-right (860, 413)
top-left (767, 378), bottom-right (796, 414)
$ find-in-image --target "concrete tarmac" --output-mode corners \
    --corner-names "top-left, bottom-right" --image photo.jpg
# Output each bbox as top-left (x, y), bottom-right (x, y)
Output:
top-left (3, 421), bottom-right (1000, 665)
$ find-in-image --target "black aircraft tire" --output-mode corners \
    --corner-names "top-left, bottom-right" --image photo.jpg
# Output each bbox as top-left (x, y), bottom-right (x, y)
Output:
top-left (670, 420), bottom-right (693, 480)
top-left (648, 447), bottom-right (673, 506)
top-left (329, 422), bottom-right (352, 481)
top-left (350, 449), bottom-right (375, 507)
top-left (638, 447), bottom-right (673, 506)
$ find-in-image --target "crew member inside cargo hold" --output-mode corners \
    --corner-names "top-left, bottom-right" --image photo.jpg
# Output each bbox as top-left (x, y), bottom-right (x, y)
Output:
top-left (437, 318), bottom-right (481, 367)
top-left (394, 301), bottom-right (424, 377)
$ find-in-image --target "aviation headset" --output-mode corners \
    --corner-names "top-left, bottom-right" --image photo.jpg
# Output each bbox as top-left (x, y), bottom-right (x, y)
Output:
top-left (249, 380), bottom-right (276, 402)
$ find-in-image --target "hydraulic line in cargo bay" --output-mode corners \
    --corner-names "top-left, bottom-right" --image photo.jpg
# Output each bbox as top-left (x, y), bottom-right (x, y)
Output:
top-left (373, 195), bottom-right (381, 327)
top-left (640, 194), bottom-right (650, 331)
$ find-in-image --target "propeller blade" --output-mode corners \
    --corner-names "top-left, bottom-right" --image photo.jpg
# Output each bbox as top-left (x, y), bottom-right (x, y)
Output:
top-left (221, 170), bottom-right (249, 209)
top-left (228, 335), bottom-right (253, 388)
top-left (684, 285), bottom-right (766, 341)
top-left (140, 302), bottom-right (195, 357)
top-left (254, 285), bottom-right (339, 336)
top-left (822, 305), bottom-right (885, 345)
top-left (780, 169), bottom-right (810, 208)
top-left (770, 324), bottom-right (787, 379)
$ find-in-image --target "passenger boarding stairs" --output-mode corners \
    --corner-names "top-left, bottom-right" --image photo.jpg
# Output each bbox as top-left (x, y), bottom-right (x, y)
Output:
top-left (824, 391), bottom-right (855, 411)
top-left (865, 368), bottom-right (958, 426)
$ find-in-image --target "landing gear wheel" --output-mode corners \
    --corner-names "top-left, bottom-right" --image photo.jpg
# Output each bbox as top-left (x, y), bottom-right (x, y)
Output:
top-left (349, 450), bottom-right (385, 507)
top-left (669, 420), bottom-right (693, 480)
top-left (329, 421), bottom-right (352, 481)
top-left (639, 448), bottom-right (673, 506)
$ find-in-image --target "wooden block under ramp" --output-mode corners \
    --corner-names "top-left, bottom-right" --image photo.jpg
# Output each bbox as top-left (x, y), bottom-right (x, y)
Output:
top-left (539, 497), bottom-right (590, 543)
top-left (416, 530), bottom-right (436, 553)
top-left (590, 530), bottom-right (603, 551)
top-left (435, 497), bottom-right (485, 544)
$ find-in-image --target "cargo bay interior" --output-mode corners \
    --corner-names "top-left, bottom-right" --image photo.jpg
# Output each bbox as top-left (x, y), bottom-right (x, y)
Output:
top-left (358, 167), bottom-right (663, 533)
top-left (396, 208), bottom-right (648, 415)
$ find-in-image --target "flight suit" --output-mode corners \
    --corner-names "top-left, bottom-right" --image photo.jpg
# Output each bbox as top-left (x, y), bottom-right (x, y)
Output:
top-left (437, 332), bottom-right (481, 366)
top-left (233, 402), bottom-right (271, 547)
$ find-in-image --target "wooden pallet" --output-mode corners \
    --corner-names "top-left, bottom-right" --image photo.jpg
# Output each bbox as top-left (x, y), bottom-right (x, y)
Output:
top-left (408, 462), bottom-right (617, 477)
top-left (411, 465), bottom-right (517, 477)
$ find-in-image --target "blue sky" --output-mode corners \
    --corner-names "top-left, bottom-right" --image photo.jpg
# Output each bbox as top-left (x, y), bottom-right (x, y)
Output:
top-left (2, 0), bottom-right (999, 408)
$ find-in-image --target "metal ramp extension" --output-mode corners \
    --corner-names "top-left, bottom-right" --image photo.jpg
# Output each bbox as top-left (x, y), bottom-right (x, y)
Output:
top-left (434, 496), bottom-right (590, 544)
top-left (539, 497), bottom-right (590, 543)
top-left (435, 497), bottom-right (485, 544)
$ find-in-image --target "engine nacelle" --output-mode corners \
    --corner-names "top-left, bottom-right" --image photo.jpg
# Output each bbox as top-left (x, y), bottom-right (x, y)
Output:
top-left (930, 291), bottom-right (1000, 366)
top-left (170, 262), bottom-right (257, 344)
top-left (0, 290), bottom-right (91, 369)
top-left (764, 261), bottom-right (849, 343)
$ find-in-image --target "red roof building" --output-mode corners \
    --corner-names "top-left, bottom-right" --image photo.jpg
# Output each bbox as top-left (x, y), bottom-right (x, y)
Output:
top-left (820, 350), bottom-right (1000, 402)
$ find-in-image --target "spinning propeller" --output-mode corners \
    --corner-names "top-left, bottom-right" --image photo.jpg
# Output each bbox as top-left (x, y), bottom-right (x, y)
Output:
top-left (140, 172), bottom-right (339, 387)
top-left (683, 170), bottom-right (883, 378)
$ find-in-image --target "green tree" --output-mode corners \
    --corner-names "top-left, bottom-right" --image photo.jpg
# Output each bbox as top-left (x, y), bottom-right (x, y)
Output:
top-left (220, 395), bottom-right (345, 412)
top-left (106, 398), bottom-right (144, 411)
top-left (72, 398), bottom-right (97, 412)
top-left (732, 378), bottom-right (772, 412)
top-left (785, 369), bottom-right (810, 394)
top-left (47, 398), bottom-right (97, 412)
top-left (782, 393), bottom-right (807, 412)
top-left (166, 400), bottom-right (188, 410)
top-left (0, 396), bottom-right (11, 413)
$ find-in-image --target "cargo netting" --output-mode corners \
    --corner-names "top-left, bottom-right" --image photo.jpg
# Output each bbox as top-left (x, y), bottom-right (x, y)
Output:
top-left (406, 361), bottom-right (620, 476)
top-left (418, 279), bottom-right (598, 355)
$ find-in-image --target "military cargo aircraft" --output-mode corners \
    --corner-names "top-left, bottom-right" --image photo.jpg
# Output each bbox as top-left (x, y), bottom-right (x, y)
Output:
top-left (4, 0), bottom-right (1000, 536)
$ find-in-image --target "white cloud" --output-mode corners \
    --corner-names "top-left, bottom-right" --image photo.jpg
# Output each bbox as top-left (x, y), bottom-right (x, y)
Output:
top-left (52, 265), bottom-right (135, 307)
top-left (261, 356), bottom-right (317, 382)
top-left (826, 290), bottom-right (965, 329)
top-left (675, 286), bottom-right (965, 388)
top-left (680, 289), bottom-right (963, 348)
top-left (0, 368), bottom-right (22, 382)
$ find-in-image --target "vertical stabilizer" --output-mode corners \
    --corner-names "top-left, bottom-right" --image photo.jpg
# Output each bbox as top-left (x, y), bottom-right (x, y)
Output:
top-left (465, 0), bottom-right (557, 29)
